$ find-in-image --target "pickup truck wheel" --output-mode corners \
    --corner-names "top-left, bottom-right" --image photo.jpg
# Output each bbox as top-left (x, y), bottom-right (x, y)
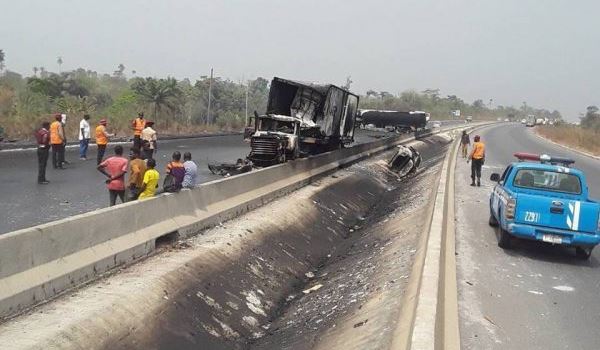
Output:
top-left (576, 247), bottom-right (593, 260)
top-left (488, 213), bottom-right (498, 227)
top-left (497, 228), bottom-right (512, 249)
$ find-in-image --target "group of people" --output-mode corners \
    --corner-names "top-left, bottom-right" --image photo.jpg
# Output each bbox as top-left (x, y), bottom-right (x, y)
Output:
top-left (35, 111), bottom-right (198, 206)
top-left (460, 130), bottom-right (486, 187)
top-left (96, 147), bottom-right (198, 206)
top-left (35, 112), bottom-right (158, 184)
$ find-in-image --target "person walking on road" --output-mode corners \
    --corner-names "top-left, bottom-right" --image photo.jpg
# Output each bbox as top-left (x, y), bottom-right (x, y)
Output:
top-left (79, 114), bottom-right (91, 160)
top-left (460, 130), bottom-right (470, 158)
top-left (138, 158), bottom-right (160, 200)
top-left (95, 119), bottom-right (114, 165)
top-left (50, 114), bottom-right (65, 169)
top-left (468, 135), bottom-right (485, 187)
top-left (127, 148), bottom-right (147, 201)
top-left (131, 112), bottom-right (145, 152)
top-left (35, 121), bottom-right (51, 184)
top-left (140, 120), bottom-right (157, 160)
top-left (182, 152), bottom-right (198, 189)
top-left (97, 145), bottom-right (128, 206)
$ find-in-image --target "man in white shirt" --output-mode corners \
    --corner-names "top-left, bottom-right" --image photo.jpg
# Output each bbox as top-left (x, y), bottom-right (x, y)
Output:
top-left (140, 121), bottom-right (157, 160)
top-left (79, 114), bottom-right (91, 160)
top-left (182, 152), bottom-right (198, 189)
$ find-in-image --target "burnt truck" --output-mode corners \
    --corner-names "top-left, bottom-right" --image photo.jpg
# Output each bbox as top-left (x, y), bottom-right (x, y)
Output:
top-left (247, 77), bottom-right (359, 166)
top-left (357, 110), bottom-right (430, 133)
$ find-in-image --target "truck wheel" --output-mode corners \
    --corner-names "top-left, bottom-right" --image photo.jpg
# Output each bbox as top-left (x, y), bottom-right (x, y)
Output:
top-left (497, 228), bottom-right (512, 249)
top-left (576, 247), bottom-right (593, 260)
top-left (488, 212), bottom-right (498, 227)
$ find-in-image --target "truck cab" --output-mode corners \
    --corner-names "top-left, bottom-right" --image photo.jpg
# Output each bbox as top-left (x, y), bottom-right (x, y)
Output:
top-left (489, 153), bottom-right (600, 259)
top-left (247, 113), bottom-right (301, 166)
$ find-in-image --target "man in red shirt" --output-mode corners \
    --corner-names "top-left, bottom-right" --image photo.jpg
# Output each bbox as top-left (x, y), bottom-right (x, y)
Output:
top-left (97, 145), bottom-right (129, 206)
top-left (35, 121), bottom-right (51, 184)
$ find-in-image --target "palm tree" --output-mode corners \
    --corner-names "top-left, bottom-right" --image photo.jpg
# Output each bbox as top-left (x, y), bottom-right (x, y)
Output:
top-left (33, 66), bottom-right (39, 77)
top-left (131, 77), bottom-right (182, 128)
top-left (57, 56), bottom-right (63, 73)
top-left (0, 49), bottom-right (5, 72)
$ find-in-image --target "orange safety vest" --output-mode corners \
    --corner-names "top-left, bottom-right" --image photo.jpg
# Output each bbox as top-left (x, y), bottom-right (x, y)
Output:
top-left (95, 125), bottom-right (108, 145)
top-left (133, 118), bottom-right (145, 136)
top-left (50, 121), bottom-right (63, 145)
top-left (472, 142), bottom-right (485, 160)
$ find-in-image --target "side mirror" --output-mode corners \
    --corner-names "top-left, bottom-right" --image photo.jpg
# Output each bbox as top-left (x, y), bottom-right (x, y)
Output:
top-left (490, 173), bottom-right (500, 182)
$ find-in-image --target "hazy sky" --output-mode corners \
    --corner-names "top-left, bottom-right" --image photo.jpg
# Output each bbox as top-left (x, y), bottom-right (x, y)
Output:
top-left (1, 0), bottom-right (598, 120)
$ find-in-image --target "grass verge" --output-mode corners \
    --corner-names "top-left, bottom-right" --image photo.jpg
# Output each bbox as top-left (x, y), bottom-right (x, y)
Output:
top-left (536, 125), bottom-right (600, 156)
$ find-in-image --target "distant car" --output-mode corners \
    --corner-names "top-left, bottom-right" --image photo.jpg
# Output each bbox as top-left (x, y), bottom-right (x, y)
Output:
top-left (465, 116), bottom-right (473, 123)
top-left (521, 119), bottom-right (527, 124)
top-left (489, 153), bottom-right (600, 259)
top-left (504, 118), bottom-right (510, 122)
top-left (431, 122), bottom-right (441, 128)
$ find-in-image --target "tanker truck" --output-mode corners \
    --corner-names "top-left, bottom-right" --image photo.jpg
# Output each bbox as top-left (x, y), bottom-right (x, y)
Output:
top-left (357, 110), bottom-right (430, 133)
top-left (247, 77), bottom-right (359, 166)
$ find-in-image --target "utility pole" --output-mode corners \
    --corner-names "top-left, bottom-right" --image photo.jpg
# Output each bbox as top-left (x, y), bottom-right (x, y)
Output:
top-left (245, 80), bottom-right (249, 126)
top-left (207, 68), bottom-right (213, 126)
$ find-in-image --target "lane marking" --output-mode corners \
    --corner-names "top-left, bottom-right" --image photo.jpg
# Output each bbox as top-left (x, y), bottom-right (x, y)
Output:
top-left (552, 286), bottom-right (574, 292)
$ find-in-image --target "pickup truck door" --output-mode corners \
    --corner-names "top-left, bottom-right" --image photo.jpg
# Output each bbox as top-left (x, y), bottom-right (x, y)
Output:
top-left (515, 193), bottom-right (599, 234)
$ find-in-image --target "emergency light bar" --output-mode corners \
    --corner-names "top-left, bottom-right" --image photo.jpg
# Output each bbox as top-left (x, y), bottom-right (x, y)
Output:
top-left (514, 152), bottom-right (575, 167)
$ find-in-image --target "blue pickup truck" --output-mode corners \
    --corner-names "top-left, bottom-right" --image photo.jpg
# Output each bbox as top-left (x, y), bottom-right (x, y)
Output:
top-left (489, 153), bottom-right (600, 259)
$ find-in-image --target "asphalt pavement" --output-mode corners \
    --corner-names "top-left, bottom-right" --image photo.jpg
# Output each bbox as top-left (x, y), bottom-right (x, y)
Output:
top-left (0, 129), bottom-right (388, 234)
top-left (456, 123), bottom-right (600, 349)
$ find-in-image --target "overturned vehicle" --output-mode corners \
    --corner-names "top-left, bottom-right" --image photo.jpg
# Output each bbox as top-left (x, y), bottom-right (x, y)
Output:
top-left (247, 77), bottom-right (359, 167)
top-left (358, 110), bottom-right (430, 133)
top-left (386, 145), bottom-right (422, 178)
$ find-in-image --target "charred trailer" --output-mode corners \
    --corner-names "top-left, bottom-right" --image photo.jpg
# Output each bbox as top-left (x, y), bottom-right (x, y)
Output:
top-left (357, 110), bottom-right (430, 133)
top-left (248, 77), bottom-right (359, 166)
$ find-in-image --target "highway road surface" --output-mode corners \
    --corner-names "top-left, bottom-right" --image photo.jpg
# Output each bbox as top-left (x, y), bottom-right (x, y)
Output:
top-left (0, 129), bottom-right (389, 234)
top-left (455, 123), bottom-right (600, 350)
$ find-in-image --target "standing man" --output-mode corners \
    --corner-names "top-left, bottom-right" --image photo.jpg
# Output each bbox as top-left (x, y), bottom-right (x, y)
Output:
top-left (127, 148), bottom-right (147, 201)
top-left (460, 130), bottom-right (470, 159)
top-left (60, 114), bottom-right (70, 165)
top-left (131, 112), bottom-right (145, 152)
top-left (140, 120), bottom-right (157, 160)
top-left (468, 135), bottom-right (485, 187)
top-left (35, 121), bottom-right (51, 184)
top-left (50, 114), bottom-right (65, 169)
top-left (182, 152), bottom-right (198, 189)
top-left (97, 145), bottom-right (128, 206)
top-left (79, 114), bottom-right (91, 160)
top-left (95, 119), bottom-right (114, 165)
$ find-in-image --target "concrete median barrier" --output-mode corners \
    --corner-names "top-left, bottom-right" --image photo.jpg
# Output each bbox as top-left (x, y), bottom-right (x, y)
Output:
top-left (0, 124), bottom-right (483, 320)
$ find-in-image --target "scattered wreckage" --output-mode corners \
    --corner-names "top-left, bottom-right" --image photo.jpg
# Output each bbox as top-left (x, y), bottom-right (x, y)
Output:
top-left (208, 159), bottom-right (253, 177)
top-left (211, 77), bottom-right (427, 178)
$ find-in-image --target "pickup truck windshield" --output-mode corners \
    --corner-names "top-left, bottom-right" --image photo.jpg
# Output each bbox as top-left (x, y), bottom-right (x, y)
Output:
top-left (513, 169), bottom-right (582, 194)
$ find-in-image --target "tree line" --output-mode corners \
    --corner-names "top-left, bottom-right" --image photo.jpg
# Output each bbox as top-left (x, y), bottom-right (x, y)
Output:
top-left (0, 49), bottom-right (568, 141)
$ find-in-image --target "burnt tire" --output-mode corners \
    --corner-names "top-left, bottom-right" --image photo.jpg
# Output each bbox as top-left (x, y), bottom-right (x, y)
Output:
top-left (488, 213), bottom-right (499, 227)
top-left (576, 247), bottom-right (593, 260)
top-left (497, 228), bottom-right (512, 249)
